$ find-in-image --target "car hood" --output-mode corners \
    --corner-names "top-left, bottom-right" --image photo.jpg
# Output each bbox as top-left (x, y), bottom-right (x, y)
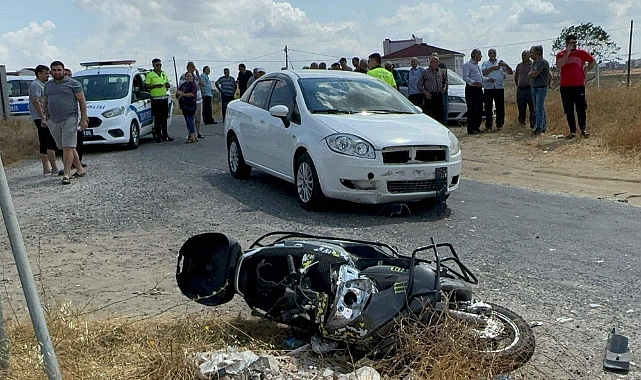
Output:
top-left (314, 113), bottom-right (452, 148)
top-left (85, 98), bottom-right (131, 116)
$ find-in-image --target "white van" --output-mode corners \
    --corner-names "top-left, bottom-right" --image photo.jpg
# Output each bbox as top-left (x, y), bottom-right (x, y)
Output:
top-left (7, 74), bottom-right (36, 116)
top-left (73, 60), bottom-right (173, 149)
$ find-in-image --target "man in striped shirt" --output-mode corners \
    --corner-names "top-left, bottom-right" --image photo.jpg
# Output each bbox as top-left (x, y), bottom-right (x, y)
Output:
top-left (418, 56), bottom-right (447, 123)
top-left (215, 68), bottom-right (237, 122)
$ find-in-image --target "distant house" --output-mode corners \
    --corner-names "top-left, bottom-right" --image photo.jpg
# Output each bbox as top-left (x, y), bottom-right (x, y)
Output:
top-left (382, 37), bottom-right (465, 74)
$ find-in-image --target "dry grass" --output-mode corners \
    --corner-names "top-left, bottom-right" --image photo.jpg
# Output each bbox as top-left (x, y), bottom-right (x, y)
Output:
top-left (2, 302), bottom-right (292, 380)
top-left (0, 118), bottom-right (39, 166)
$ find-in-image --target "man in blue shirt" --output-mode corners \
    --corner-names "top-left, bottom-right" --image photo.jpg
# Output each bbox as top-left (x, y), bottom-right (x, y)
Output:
top-left (481, 49), bottom-right (513, 131)
top-left (215, 68), bottom-right (237, 122)
top-left (201, 66), bottom-right (216, 124)
top-left (407, 57), bottom-right (424, 107)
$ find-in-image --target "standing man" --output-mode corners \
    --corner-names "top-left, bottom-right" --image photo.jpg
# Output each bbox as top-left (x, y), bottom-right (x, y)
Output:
top-left (514, 50), bottom-right (535, 129)
top-left (43, 61), bottom-right (87, 185)
top-left (29, 64), bottom-right (61, 175)
top-left (481, 49), bottom-right (513, 131)
top-left (528, 45), bottom-right (551, 135)
top-left (407, 57), bottom-right (425, 107)
top-left (201, 66), bottom-right (216, 124)
top-left (180, 62), bottom-right (205, 138)
top-left (432, 52), bottom-right (449, 124)
top-left (352, 57), bottom-right (360, 71)
top-left (64, 68), bottom-right (85, 167)
top-left (462, 49), bottom-right (486, 135)
top-left (145, 58), bottom-right (172, 142)
top-left (339, 57), bottom-right (352, 71)
top-left (215, 68), bottom-right (237, 122)
top-left (463, 49), bottom-right (485, 135)
top-left (237, 63), bottom-right (253, 97)
top-left (418, 55), bottom-right (447, 123)
top-left (556, 34), bottom-right (596, 138)
top-left (367, 53), bottom-right (396, 88)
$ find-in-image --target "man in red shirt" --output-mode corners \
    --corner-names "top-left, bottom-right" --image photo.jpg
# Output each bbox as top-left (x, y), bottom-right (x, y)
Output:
top-left (556, 34), bottom-right (596, 139)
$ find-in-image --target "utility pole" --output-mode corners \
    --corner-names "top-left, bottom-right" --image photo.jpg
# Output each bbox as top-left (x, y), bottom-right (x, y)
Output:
top-left (0, 66), bottom-right (9, 121)
top-left (627, 20), bottom-right (633, 86)
top-left (0, 156), bottom-right (62, 379)
top-left (284, 45), bottom-right (289, 70)
top-left (172, 57), bottom-right (179, 87)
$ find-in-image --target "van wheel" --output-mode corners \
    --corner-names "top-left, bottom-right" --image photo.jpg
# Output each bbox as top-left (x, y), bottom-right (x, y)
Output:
top-left (127, 121), bottom-right (139, 149)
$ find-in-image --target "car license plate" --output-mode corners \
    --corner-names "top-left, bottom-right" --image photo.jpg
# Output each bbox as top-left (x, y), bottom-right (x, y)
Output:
top-left (82, 129), bottom-right (93, 137)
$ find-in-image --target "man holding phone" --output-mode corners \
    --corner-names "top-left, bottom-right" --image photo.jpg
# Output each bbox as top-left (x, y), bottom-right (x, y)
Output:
top-left (556, 34), bottom-right (596, 139)
top-left (145, 58), bottom-right (172, 142)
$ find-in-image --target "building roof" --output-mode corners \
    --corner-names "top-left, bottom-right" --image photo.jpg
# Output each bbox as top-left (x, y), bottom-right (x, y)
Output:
top-left (382, 43), bottom-right (464, 59)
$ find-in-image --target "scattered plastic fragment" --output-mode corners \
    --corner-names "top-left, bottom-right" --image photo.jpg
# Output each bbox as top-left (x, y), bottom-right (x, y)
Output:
top-left (556, 317), bottom-right (574, 323)
top-left (603, 328), bottom-right (630, 373)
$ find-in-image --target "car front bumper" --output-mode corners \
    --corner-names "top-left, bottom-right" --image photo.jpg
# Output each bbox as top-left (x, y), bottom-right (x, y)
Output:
top-left (315, 149), bottom-right (462, 204)
top-left (82, 114), bottom-right (132, 145)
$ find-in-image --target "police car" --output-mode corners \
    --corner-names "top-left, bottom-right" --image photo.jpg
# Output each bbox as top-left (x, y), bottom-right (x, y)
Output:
top-left (7, 74), bottom-right (36, 116)
top-left (73, 60), bottom-right (173, 149)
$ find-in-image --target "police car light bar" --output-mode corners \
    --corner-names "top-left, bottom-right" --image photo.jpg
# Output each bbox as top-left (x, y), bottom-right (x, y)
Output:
top-left (79, 60), bottom-right (137, 67)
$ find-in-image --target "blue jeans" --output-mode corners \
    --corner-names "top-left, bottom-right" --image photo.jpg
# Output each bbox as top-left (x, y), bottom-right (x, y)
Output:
top-left (184, 114), bottom-right (196, 134)
top-left (531, 86), bottom-right (548, 132)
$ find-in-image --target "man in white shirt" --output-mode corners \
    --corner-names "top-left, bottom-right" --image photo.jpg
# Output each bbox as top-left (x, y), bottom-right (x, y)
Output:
top-left (462, 49), bottom-right (486, 135)
top-left (481, 49), bottom-right (513, 131)
top-left (407, 57), bottom-right (425, 107)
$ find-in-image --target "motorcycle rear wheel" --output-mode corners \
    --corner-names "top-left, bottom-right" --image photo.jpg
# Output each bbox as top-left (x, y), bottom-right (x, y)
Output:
top-left (468, 302), bottom-right (535, 371)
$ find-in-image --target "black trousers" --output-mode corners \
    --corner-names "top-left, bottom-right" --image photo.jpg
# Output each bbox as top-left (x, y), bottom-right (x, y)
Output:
top-left (221, 93), bottom-right (234, 121)
top-left (408, 93), bottom-right (424, 108)
top-left (202, 95), bottom-right (214, 123)
top-left (423, 92), bottom-right (444, 124)
top-left (465, 85), bottom-right (483, 133)
top-left (484, 88), bottom-right (504, 128)
top-left (76, 130), bottom-right (84, 162)
top-left (516, 86), bottom-right (535, 127)
top-left (151, 98), bottom-right (169, 139)
top-left (560, 86), bottom-right (587, 133)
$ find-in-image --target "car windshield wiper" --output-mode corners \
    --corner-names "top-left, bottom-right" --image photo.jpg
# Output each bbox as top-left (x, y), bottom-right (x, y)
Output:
top-left (311, 109), bottom-right (356, 114)
top-left (362, 109), bottom-right (415, 114)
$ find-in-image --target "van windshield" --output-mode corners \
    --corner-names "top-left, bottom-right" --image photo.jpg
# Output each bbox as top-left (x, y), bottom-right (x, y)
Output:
top-left (74, 74), bottom-right (130, 101)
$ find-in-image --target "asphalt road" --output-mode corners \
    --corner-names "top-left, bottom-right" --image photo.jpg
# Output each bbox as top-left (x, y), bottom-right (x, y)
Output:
top-left (4, 115), bottom-right (640, 378)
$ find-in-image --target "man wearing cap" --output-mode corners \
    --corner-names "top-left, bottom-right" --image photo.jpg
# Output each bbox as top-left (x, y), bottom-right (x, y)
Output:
top-left (145, 58), bottom-right (172, 142)
top-left (215, 68), bottom-right (237, 122)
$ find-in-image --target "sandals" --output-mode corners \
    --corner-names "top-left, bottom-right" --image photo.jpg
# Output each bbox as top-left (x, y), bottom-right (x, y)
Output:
top-left (185, 138), bottom-right (197, 144)
top-left (61, 177), bottom-right (71, 185)
top-left (72, 172), bottom-right (86, 179)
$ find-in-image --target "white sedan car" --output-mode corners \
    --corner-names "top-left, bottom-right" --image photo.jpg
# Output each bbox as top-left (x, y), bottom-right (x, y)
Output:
top-left (224, 70), bottom-right (462, 209)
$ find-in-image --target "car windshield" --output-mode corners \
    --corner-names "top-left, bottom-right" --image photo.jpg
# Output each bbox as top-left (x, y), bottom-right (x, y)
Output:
top-left (7, 80), bottom-right (31, 97)
top-left (74, 74), bottom-right (130, 101)
top-left (448, 71), bottom-right (466, 86)
top-left (298, 77), bottom-right (418, 114)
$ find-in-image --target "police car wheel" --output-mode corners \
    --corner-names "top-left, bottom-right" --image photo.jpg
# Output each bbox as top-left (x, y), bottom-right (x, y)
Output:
top-left (127, 121), bottom-right (139, 149)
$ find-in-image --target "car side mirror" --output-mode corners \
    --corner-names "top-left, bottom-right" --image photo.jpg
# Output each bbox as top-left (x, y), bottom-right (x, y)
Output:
top-left (269, 104), bottom-right (291, 128)
top-left (414, 105), bottom-right (423, 113)
top-left (138, 91), bottom-right (152, 100)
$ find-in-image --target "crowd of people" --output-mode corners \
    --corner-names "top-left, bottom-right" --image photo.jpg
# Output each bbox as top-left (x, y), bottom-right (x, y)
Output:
top-left (28, 33), bottom-right (595, 183)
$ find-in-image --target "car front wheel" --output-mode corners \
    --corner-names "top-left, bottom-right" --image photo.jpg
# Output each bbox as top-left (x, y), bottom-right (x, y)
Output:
top-left (295, 153), bottom-right (325, 210)
top-left (228, 135), bottom-right (251, 179)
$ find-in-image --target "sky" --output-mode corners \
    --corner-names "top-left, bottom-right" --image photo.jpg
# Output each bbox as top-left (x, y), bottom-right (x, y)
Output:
top-left (1, 0), bottom-right (639, 81)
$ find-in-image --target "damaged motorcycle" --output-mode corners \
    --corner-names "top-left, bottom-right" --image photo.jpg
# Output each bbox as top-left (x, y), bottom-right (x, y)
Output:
top-left (177, 231), bottom-right (535, 370)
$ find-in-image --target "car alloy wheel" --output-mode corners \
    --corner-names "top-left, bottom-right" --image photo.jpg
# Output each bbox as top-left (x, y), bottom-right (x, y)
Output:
top-left (295, 153), bottom-right (325, 209)
top-left (228, 135), bottom-right (251, 179)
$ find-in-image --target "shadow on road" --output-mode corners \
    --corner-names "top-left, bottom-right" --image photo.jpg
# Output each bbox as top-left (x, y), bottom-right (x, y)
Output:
top-left (202, 171), bottom-right (452, 228)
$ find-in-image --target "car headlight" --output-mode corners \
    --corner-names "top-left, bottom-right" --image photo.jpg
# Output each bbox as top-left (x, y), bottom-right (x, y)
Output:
top-left (101, 106), bottom-right (126, 118)
top-left (448, 96), bottom-right (465, 104)
top-left (326, 134), bottom-right (376, 159)
top-left (448, 131), bottom-right (460, 156)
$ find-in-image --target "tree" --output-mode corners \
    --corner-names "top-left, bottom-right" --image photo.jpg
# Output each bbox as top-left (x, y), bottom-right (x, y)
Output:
top-left (552, 22), bottom-right (620, 62)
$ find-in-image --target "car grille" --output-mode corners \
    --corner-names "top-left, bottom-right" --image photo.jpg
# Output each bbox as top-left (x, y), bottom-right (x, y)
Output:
top-left (387, 180), bottom-right (438, 193)
top-left (88, 117), bottom-right (102, 128)
top-left (382, 146), bottom-right (447, 164)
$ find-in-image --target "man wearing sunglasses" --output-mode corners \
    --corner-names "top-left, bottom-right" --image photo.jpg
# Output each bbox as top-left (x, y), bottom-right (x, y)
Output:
top-left (556, 35), bottom-right (596, 139)
top-left (145, 58), bottom-right (172, 142)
